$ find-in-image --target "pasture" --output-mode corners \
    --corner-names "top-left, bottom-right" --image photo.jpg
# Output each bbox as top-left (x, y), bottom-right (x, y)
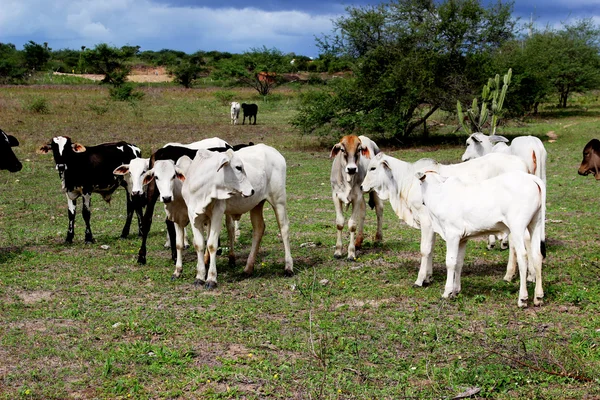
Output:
top-left (0, 84), bottom-right (599, 399)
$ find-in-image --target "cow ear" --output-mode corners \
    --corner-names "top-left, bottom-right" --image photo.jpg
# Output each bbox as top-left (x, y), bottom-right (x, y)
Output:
top-left (7, 135), bottom-right (19, 147)
top-left (37, 143), bottom-right (52, 154)
top-left (416, 172), bottom-right (426, 181)
top-left (142, 170), bottom-right (155, 185)
top-left (330, 143), bottom-right (343, 158)
top-left (217, 155), bottom-right (230, 172)
top-left (490, 135), bottom-right (509, 144)
top-left (175, 168), bottom-right (186, 182)
top-left (72, 143), bottom-right (86, 152)
top-left (113, 165), bottom-right (130, 175)
top-left (471, 134), bottom-right (481, 144)
top-left (382, 159), bottom-right (391, 170)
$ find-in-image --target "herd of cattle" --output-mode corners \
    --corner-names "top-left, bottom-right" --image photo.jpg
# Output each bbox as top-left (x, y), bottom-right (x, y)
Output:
top-left (1, 127), bottom-right (600, 307)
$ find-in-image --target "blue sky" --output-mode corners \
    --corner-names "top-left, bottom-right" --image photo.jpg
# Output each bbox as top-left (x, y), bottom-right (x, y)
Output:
top-left (1, 0), bottom-right (599, 58)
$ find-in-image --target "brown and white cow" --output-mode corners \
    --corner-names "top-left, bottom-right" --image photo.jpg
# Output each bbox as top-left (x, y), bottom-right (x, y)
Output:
top-left (578, 139), bottom-right (600, 180)
top-left (330, 135), bottom-right (383, 260)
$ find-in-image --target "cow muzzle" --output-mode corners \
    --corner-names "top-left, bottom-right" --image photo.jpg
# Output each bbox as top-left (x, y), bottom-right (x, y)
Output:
top-left (56, 164), bottom-right (67, 172)
top-left (346, 167), bottom-right (357, 175)
top-left (8, 161), bottom-right (22, 172)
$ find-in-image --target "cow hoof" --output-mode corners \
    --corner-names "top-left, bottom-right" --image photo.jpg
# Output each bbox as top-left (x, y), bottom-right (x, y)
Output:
top-left (137, 256), bottom-right (147, 265)
top-left (120, 234), bottom-right (128, 239)
top-left (85, 239), bottom-right (96, 245)
top-left (413, 281), bottom-right (429, 288)
top-left (65, 237), bottom-right (74, 244)
top-left (194, 279), bottom-right (205, 286)
top-left (171, 274), bottom-right (180, 281)
top-left (284, 269), bottom-right (294, 277)
top-left (333, 254), bottom-right (343, 260)
top-left (534, 297), bottom-right (544, 306)
top-left (228, 256), bottom-right (236, 268)
top-left (216, 248), bottom-right (223, 256)
top-left (205, 281), bottom-right (217, 290)
top-left (346, 256), bottom-right (356, 262)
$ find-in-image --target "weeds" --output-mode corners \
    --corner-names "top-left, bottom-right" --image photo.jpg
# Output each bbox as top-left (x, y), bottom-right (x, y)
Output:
top-left (26, 96), bottom-right (49, 113)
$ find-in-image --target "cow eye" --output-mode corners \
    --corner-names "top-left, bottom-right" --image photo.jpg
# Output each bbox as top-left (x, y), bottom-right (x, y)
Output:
top-left (172, 174), bottom-right (176, 180)
top-left (236, 166), bottom-right (243, 171)
top-left (370, 166), bottom-right (376, 171)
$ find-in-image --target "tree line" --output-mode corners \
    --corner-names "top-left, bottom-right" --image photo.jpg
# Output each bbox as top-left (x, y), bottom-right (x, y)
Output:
top-left (2, 0), bottom-right (600, 140)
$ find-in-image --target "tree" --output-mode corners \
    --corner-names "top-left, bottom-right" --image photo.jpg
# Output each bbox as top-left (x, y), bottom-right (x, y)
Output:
top-left (497, 19), bottom-right (600, 113)
top-left (23, 40), bottom-right (51, 72)
top-left (170, 52), bottom-right (208, 88)
top-left (216, 46), bottom-right (287, 96)
top-left (82, 43), bottom-right (133, 86)
top-left (0, 43), bottom-right (27, 83)
top-left (293, 0), bottom-right (515, 139)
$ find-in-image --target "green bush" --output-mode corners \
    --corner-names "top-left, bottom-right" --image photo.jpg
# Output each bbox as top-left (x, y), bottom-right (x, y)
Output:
top-left (214, 90), bottom-right (236, 105)
top-left (109, 83), bottom-right (144, 101)
top-left (27, 97), bottom-right (50, 114)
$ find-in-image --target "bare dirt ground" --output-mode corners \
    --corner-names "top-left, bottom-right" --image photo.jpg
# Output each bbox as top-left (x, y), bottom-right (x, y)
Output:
top-left (54, 66), bottom-right (173, 83)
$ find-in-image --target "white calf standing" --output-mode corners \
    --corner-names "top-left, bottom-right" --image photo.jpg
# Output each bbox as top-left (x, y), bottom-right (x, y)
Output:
top-left (230, 102), bottom-right (241, 125)
top-left (330, 135), bottom-right (384, 260)
top-left (417, 170), bottom-right (546, 308)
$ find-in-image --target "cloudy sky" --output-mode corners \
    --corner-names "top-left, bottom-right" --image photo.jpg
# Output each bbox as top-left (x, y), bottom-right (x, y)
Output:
top-left (1, 0), bottom-right (599, 58)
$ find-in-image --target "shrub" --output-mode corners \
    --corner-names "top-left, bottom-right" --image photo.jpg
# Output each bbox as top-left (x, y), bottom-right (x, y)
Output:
top-left (27, 97), bottom-right (49, 114)
top-left (214, 90), bottom-right (235, 105)
top-left (109, 83), bottom-right (144, 102)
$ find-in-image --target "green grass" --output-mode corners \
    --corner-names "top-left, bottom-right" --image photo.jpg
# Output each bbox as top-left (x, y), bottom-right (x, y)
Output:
top-left (0, 84), bottom-right (599, 399)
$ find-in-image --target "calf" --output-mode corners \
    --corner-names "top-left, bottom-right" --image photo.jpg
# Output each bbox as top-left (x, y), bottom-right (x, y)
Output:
top-left (330, 135), bottom-right (383, 260)
top-left (241, 103), bottom-right (258, 125)
top-left (417, 170), bottom-right (545, 308)
top-left (38, 136), bottom-right (143, 243)
top-left (142, 156), bottom-right (193, 274)
top-left (578, 139), bottom-right (600, 179)
top-left (0, 129), bottom-right (22, 172)
top-left (230, 102), bottom-right (241, 125)
top-left (360, 152), bottom-right (531, 287)
top-left (182, 144), bottom-right (294, 288)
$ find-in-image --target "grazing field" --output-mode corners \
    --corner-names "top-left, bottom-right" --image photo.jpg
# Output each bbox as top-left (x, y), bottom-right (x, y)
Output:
top-left (0, 84), bottom-right (599, 399)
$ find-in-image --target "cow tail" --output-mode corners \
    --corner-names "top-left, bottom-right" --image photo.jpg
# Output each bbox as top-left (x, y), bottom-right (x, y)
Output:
top-left (536, 177), bottom-right (546, 259)
top-left (531, 150), bottom-right (537, 176)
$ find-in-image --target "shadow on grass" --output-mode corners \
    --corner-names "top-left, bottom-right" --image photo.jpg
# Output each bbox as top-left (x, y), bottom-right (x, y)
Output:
top-left (0, 246), bottom-right (23, 264)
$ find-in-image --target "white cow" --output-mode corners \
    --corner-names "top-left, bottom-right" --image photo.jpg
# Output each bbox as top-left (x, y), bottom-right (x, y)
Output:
top-left (330, 135), bottom-right (384, 260)
top-left (230, 102), bottom-right (241, 125)
top-left (417, 170), bottom-right (545, 307)
top-left (462, 133), bottom-right (547, 183)
top-left (182, 144), bottom-right (294, 288)
top-left (141, 156), bottom-right (193, 274)
top-left (360, 152), bottom-right (530, 287)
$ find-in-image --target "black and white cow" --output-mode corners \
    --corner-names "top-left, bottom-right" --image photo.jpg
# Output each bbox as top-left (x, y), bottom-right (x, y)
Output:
top-left (0, 129), bottom-right (23, 172)
top-left (38, 136), bottom-right (143, 243)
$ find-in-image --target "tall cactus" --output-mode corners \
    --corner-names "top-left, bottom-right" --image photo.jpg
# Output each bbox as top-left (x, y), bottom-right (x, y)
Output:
top-left (457, 68), bottom-right (512, 135)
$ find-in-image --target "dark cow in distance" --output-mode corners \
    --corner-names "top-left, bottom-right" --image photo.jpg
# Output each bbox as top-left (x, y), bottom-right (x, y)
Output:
top-left (38, 136), bottom-right (143, 243)
top-left (1, 129), bottom-right (23, 172)
top-left (241, 103), bottom-right (258, 125)
top-left (578, 139), bottom-right (600, 180)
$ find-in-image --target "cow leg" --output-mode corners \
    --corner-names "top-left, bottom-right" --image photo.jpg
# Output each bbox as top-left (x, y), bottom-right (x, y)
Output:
top-left (443, 237), bottom-right (460, 299)
top-left (65, 196), bottom-right (77, 244)
top-left (346, 197), bottom-right (365, 261)
top-left (333, 195), bottom-right (345, 259)
top-left (252, 115), bottom-right (256, 125)
top-left (487, 234), bottom-right (496, 250)
top-left (171, 222), bottom-right (186, 279)
top-left (166, 219), bottom-right (177, 262)
top-left (503, 234), bottom-right (517, 282)
top-left (500, 232), bottom-right (509, 250)
top-left (244, 202), bottom-right (266, 276)
top-left (414, 217), bottom-right (435, 286)
top-left (138, 184), bottom-right (158, 265)
top-left (205, 205), bottom-right (226, 288)
top-left (120, 192), bottom-right (135, 238)
top-left (191, 214), bottom-right (208, 285)
top-left (372, 192), bottom-right (384, 243)
top-left (529, 219), bottom-right (544, 306)
top-left (272, 199), bottom-right (294, 277)
top-left (225, 215), bottom-right (236, 268)
top-left (512, 230), bottom-right (530, 308)
top-left (82, 193), bottom-right (95, 244)
top-left (454, 240), bottom-right (468, 296)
